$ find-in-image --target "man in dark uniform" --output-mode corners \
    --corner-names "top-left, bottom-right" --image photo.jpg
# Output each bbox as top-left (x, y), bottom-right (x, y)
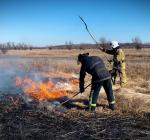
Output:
top-left (78, 53), bottom-right (115, 111)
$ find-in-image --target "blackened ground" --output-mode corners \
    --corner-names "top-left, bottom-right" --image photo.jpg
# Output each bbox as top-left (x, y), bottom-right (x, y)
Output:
top-left (0, 94), bottom-right (150, 140)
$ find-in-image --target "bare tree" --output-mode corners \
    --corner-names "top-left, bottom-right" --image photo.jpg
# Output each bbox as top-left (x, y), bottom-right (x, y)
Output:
top-left (99, 37), bottom-right (109, 49)
top-left (65, 41), bottom-right (73, 50)
top-left (0, 44), bottom-right (8, 54)
top-left (132, 37), bottom-right (142, 50)
top-left (6, 42), bottom-right (11, 49)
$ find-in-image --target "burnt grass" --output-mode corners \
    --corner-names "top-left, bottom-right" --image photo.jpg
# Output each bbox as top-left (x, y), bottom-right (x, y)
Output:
top-left (0, 94), bottom-right (150, 140)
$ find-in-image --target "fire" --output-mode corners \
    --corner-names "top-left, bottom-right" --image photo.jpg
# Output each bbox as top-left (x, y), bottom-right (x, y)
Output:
top-left (15, 74), bottom-right (79, 101)
top-left (69, 78), bottom-right (79, 85)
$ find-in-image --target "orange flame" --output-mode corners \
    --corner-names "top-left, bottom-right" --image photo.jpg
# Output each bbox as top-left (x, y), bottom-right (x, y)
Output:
top-left (69, 78), bottom-right (79, 85)
top-left (15, 75), bottom-right (79, 101)
top-left (16, 76), bottom-right (22, 86)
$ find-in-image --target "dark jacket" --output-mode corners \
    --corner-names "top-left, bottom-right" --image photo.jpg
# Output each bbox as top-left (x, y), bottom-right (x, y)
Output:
top-left (79, 56), bottom-right (111, 89)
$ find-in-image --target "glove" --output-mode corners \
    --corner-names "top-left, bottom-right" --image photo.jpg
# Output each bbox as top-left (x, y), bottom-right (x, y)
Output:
top-left (80, 87), bottom-right (85, 93)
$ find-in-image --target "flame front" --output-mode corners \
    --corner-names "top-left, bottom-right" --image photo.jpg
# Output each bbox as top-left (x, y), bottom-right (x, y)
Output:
top-left (16, 75), bottom-right (78, 101)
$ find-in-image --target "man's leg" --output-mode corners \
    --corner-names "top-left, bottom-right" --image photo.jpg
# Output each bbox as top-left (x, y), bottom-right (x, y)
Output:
top-left (120, 63), bottom-right (127, 88)
top-left (103, 79), bottom-right (115, 110)
top-left (89, 81), bottom-right (102, 111)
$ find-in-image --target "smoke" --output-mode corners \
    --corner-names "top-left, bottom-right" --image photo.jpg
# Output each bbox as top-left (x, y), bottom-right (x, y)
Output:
top-left (0, 57), bottom-right (36, 94)
top-left (0, 56), bottom-right (78, 102)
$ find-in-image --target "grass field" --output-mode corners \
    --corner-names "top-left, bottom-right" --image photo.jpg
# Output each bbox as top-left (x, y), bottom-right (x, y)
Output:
top-left (2, 48), bottom-right (150, 81)
top-left (0, 48), bottom-right (150, 139)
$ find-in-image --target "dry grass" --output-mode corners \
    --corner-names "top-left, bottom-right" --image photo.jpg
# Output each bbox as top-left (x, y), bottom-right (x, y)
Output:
top-left (127, 63), bottom-right (150, 81)
top-left (30, 58), bottom-right (80, 73)
top-left (4, 48), bottom-right (149, 80)
top-left (140, 81), bottom-right (150, 88)
top-left (0, 94), bottom-right (149, 140)
top-left (1, 48), bottom-right (149, 95)
top-left (0, 48), bottom-right (150, 139)
top-left (115, 95), bottom-right (146, 114)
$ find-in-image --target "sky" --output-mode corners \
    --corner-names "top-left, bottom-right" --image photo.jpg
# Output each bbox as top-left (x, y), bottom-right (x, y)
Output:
top-left (0, 0), bottom-right (150, 46)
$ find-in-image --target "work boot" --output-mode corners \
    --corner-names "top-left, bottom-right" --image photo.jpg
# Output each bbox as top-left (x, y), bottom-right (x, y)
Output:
top-left (109, 104), bottom-right (115, 111)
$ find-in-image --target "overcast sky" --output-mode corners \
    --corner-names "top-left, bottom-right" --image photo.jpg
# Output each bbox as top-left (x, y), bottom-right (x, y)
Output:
top-left (0, 0), bottom-right (150, 46)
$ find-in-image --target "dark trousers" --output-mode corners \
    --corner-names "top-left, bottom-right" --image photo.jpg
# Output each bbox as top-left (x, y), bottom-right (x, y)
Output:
top-left (89, 79), bottom-right (115, 107)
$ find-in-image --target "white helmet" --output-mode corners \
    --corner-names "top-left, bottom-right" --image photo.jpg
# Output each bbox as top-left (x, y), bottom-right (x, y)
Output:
top-left (110, 41), bottom-right (119, 49)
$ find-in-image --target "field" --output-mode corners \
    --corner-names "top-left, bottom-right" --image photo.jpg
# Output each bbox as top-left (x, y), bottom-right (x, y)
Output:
top-left (0, 48), bottom-right (150, 139)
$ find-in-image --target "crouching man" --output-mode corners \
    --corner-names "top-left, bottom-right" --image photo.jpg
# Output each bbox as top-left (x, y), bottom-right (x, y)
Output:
top-left (78, 53), bottom-right (115, 111)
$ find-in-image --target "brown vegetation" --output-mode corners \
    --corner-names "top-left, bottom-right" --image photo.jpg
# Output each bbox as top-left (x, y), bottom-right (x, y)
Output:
top-left (0, 48), bottom-right (150, 139)
top-left (0, 93), bottom-right (149, 140)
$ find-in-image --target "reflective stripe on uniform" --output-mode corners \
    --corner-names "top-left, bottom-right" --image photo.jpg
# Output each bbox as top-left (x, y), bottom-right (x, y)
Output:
top-left (89, 103), bottom-right (96, 107)
top-left (109, 100), bottom-right (116, 104)
top-left (90, 61), bottom-right (101, 70)
top-left (89, 90), bottom-right (94, 104)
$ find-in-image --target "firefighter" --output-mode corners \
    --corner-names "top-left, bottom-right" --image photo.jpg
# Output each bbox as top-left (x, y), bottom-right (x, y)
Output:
top-left (78, 53), bottom-right (115, 111)
top-left (103, 41), bottom-right (127, 88)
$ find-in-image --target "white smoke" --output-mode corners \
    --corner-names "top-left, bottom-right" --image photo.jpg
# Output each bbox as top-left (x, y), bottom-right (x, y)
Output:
top-left (0, 57), bottom-right (35, 94)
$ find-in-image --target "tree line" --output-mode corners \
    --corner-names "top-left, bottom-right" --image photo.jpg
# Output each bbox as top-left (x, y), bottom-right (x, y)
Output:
top-left (0, 37), bottom-right (148, 54)
top-left (0, 42), bottom-right (34, 54)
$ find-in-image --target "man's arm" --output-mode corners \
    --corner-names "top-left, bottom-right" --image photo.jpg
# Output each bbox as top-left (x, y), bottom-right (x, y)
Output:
top-left (79, 64), bottom-right (86, 93)
top-left (103, 48), bottom-right (115, 55)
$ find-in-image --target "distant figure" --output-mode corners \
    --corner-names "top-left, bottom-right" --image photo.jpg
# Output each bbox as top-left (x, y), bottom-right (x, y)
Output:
top-left (78, 53), bottom-right (115, 111)
top-left (103, 41), bottom-right (127, 88)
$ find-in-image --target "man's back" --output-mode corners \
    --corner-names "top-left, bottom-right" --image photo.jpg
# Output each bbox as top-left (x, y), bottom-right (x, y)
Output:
top-left (80, 56), bottom-right (111, 81)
